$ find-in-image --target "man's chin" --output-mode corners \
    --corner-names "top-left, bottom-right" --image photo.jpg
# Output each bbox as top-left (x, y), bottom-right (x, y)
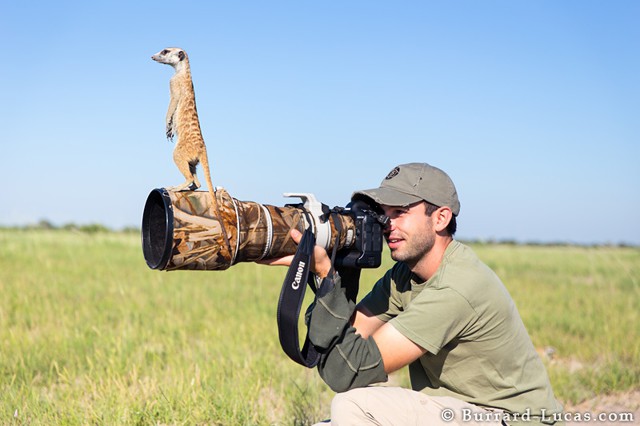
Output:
top-left (389, 249), bottom-right (404, 262)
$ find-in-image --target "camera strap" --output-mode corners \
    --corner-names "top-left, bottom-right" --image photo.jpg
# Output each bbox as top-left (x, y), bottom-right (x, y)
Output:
top-left (276, 227), bottom-right (321, 368)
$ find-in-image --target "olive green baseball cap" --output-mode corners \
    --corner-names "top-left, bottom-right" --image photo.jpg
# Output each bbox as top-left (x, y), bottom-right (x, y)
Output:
top-left (352, 163), bottom-right (460, 216)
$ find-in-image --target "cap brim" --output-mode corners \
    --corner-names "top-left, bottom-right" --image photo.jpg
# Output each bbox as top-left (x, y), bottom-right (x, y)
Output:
top-left (352, 187), bottom-right (422, 207)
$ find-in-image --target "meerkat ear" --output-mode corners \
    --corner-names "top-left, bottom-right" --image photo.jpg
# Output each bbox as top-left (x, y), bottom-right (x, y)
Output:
top-left (178, 51), bottom-right (186, 61)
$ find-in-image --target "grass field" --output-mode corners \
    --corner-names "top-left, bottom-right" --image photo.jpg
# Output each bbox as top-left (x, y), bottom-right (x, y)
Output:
top-left (1, 229), bottom-right (638, 425)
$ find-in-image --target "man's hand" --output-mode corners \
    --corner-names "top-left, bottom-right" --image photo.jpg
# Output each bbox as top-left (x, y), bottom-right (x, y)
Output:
top-left (257, 229), bottom-right (333, 279)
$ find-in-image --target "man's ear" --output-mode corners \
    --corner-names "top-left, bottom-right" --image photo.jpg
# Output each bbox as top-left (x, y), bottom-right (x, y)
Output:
top-left (433, 206), bottom-right (453, 233)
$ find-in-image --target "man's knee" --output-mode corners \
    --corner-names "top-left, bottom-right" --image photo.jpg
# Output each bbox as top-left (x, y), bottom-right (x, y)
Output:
top-left (330, 388), bottom-right (371, 424)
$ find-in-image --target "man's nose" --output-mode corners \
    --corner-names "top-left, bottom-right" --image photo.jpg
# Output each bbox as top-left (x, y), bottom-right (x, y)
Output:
top-left (385, 219), bottom-right (395, 232)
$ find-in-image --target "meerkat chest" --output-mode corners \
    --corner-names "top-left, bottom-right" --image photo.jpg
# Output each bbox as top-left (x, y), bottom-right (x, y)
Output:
top-left (173, 80), bottom-right (197, 109)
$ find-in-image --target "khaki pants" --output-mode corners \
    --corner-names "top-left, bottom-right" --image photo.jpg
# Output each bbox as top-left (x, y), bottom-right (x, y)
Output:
top-left (314, 386), bottom-right (504, 426)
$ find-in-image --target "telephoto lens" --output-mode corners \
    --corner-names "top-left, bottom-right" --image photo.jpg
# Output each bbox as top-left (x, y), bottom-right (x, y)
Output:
top-left (141, 188), bottom-right (357, 271)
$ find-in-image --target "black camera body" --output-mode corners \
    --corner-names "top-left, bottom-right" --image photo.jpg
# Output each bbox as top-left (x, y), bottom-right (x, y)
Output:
top-left (333, 200), bottom-right (387, 269)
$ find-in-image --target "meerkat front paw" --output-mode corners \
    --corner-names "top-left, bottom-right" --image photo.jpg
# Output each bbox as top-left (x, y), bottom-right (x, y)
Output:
top-left (166, 118), bottom-right (174, 140)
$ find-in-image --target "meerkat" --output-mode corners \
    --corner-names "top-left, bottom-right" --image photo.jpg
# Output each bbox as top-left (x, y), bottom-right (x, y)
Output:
top-left (151, 47), bottom-right (216, 193)
top-left (152, 47), bottom-right (232, 256)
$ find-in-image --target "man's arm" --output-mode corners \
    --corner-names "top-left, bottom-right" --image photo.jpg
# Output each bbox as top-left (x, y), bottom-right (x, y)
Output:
top-left (307, 272), bottom-right (427, 391)
top-left (371, 321), bottom-right (427, 373)
top-left (352, 307), bottom-right (385, 339)
top-left (354, 302), bottom-right (427, 374)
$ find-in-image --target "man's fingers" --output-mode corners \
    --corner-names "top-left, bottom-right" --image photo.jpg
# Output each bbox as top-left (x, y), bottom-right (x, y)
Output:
top-left (290, 228), bottom-right (303, 243)
top-left (255, 229), bottom-right (302, 267)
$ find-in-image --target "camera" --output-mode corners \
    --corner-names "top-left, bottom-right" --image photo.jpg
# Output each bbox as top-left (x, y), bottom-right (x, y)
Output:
top-left (141, 188), bottom-right (387, 271)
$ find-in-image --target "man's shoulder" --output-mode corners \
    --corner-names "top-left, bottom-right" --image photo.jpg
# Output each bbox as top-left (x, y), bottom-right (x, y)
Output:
top-left (443, 240), bottom-right (481, 266)
top-left (439, 241), bottom-right (498, 284)
top-left (432, 241), bottom-right (510, 306)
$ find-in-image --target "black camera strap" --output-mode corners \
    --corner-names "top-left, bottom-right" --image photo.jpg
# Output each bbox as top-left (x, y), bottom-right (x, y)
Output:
top-left (276, 227), bottom-right (321, 368)
top-left (276, 213), bottom-right (357, 368)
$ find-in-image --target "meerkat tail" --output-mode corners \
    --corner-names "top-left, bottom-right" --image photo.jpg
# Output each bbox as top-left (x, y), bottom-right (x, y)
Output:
top-left (200, 150), bottom-right (233, 259)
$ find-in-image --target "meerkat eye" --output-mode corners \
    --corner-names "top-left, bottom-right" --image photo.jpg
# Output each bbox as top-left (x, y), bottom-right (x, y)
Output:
top-left (161, 49), bottom-right (169, 55)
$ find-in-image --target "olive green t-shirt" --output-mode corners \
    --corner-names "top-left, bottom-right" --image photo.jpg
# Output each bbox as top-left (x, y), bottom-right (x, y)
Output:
top-left (359, 240), bottom-right (563, 424)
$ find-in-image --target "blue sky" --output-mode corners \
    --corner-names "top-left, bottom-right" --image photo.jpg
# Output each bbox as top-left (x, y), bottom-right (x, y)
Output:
top-left (2, 1), bottom-right (639, 245)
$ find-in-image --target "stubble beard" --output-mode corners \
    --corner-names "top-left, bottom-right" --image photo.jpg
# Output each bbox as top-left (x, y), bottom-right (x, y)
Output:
top-left (389, 230), bottom-right (435, 269)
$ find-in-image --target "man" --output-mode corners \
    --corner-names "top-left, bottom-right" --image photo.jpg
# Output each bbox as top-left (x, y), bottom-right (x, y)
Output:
top-left (266, 163), bottom-right (563, 425)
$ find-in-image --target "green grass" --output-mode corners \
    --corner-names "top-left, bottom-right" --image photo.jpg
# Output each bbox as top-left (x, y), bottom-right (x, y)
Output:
top-left (1, 230), bottom-right (638, 424)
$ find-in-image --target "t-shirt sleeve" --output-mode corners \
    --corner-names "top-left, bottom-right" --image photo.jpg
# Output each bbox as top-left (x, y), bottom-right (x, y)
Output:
top-left (389, 287), bottom-right (477, 355)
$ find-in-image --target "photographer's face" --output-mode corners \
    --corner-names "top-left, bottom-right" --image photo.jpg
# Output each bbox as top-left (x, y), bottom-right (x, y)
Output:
top-left (381, 202), bottom-right (435, 268)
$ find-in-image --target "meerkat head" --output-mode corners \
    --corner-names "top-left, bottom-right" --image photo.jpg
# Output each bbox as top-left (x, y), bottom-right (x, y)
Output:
top-left (151, 47), bottom-right (188, 68)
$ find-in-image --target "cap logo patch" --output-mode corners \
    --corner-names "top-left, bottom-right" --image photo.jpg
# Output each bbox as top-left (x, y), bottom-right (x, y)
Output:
top-left (385, 167), bottom-right (400, 180)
